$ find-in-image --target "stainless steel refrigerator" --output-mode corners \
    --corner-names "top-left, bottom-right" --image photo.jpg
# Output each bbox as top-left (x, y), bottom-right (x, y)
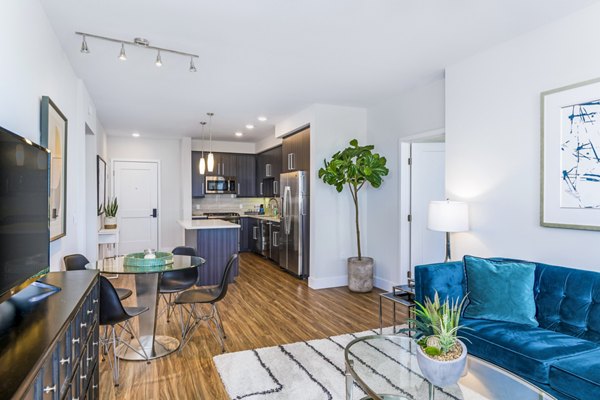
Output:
top-left (279, 171), bottom-right (309, 277)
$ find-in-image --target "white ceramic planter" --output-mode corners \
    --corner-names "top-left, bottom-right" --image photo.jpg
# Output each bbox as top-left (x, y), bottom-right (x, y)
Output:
top-left (416, 339), bottom-right (467, 387)
top-left (104, 216), bottom-right (117, 229)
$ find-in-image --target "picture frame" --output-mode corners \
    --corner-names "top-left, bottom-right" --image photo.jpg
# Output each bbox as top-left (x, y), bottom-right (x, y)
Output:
top-left (541, 77), bottom-right (600, 230)
top-left (40, 96), bottom-right (68, 241)
top-left (97, 156), bottom-right (106, 216)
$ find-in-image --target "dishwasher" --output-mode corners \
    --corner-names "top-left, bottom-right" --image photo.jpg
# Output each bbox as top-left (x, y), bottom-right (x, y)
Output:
top-left (269, 221), bottom-right (280, 265)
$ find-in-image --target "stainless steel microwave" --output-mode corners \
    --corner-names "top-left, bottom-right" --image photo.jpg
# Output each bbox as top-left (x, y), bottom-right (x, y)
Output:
top-left (206, 176), bottom-right (237, 194)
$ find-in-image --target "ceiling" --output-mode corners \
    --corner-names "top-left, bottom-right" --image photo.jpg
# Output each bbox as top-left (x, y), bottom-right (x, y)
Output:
top-left (42, 0), bottom-right (597, 142)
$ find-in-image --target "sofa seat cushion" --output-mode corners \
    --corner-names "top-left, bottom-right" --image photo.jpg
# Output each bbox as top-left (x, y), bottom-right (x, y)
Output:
top-left (460, 318), bottom-right (600, 384)
top-left (550, 350), bottom-right (600, 400)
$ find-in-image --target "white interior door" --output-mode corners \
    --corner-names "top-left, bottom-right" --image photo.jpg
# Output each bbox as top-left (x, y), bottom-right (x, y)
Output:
top-left (113, 161), bottom-right (159, 255)
top-left (410, 143), bottom-right (445, 274)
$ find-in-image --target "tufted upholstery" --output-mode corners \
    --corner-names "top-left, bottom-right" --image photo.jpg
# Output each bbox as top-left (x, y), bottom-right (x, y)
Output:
top-left (415, 257), bottom-right (600, 400)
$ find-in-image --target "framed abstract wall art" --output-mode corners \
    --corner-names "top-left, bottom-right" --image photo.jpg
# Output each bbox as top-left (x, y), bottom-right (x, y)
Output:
top-left (41, 96), bottom-right (68, 241)
top-left (541, 77), bottom-right (600, 230)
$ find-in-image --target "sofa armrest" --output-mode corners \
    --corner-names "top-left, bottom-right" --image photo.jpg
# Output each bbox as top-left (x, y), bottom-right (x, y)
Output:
top-left (415, 261), bottom-right (466, 305)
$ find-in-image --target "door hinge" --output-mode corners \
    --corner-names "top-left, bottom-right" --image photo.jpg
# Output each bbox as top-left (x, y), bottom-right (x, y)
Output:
top-left (408, 157), bottom-right (412, 165)
top-left (407, 214), bottom-right (412, 222)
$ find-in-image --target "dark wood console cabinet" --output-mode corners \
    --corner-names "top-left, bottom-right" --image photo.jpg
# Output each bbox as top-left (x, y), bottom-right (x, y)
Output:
top-left (0, 271), bottom-right (100, 400)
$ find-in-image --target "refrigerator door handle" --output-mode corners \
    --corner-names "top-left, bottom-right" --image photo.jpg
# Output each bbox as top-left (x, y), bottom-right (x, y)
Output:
top-left (284, 186), bottom-right (292, 235)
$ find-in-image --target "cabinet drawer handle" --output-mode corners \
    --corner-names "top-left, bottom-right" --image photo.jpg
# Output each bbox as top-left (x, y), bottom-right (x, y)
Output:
top-left (87, 356), bottom-right (94, 362)
top-left (93, 341), bottom-right (99, 347)
top-left (93, 384), bottom-right (99, 389)
top-left (43, 385), bottom-right (56, 393)
top-left (73, 397), bottom-right (80, 400)
top-left (80, 323), bottom-right (87, 328)
top-left (92, 299), bottom-right (98, 304)
top-left (80, 374), bottom-right (87, 380)
top-left (60, 357), bottom-right (70, 365)
top-left (87, 309), bottom-right (93, 315)
top-left (72, 338), bottom-right (80, 344)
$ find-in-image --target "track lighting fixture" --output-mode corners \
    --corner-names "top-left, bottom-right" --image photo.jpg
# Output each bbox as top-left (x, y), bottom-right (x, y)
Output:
top-left (75, 32), bottom-right (198, 72)
top-left (118, 43), bottom-right (127, 61)
top-left (80, 34), bottom-right (90, 54)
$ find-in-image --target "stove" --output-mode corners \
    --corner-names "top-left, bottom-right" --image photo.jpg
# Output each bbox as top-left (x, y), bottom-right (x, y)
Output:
top-left (203, 212), bottom-right (241, 224)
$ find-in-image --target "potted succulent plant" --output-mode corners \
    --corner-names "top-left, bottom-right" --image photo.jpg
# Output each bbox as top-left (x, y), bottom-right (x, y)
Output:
top-left (103, 197), bottom-right (119, 229)
top-left (318, 139), bottom-right (389, 292)
top-left (410, 291), bottom-right (470, 387)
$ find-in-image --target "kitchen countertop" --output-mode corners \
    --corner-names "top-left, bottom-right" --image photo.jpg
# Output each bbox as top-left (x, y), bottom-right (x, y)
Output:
top-left (178, 219), bottom-right (241, 230)
top-left (244, 215), bottom-right (281, 223)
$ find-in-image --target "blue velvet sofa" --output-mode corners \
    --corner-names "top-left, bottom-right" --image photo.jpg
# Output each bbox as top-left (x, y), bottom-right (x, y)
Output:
top-left (415, 258), bottom-right (600, 400)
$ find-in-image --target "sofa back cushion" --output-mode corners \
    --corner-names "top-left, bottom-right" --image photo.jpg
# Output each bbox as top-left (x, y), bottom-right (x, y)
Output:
top-left (534, 262), bottom-right (600, 343)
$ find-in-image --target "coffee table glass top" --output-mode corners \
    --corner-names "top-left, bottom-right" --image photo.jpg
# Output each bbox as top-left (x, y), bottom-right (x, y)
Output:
top-left (86, 255), bottom-right (205, 274)
top-left (344, 334), bottom-right (555, 400)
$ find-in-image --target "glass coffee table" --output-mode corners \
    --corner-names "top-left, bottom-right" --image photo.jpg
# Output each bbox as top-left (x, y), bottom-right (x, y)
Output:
top-left (344, 334), bottom-right (555, 400)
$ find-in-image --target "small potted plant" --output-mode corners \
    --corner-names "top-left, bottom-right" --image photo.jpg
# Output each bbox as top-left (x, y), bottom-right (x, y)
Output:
top-left (103, 197), bottom-right (118, 229)
top-left (410, 291), bottom-right (469, 387)
top-left (318, 139), bottom-right (389, 292)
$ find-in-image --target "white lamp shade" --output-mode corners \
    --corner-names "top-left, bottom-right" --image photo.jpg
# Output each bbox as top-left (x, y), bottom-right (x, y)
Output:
top-left (428, 200), bottom-right (469, 232)
top-left (199, 157), bottom-right (206, 175)
top-left (207, 152), bottom-right (214, 172)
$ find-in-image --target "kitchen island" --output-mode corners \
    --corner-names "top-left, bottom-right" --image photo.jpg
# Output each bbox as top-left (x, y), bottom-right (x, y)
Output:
top-left (178, 219), bottom-right (240, 284)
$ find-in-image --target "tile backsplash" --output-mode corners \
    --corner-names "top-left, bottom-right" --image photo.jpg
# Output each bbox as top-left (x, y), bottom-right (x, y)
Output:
top-left (192, 195), bottom-right (267, 214)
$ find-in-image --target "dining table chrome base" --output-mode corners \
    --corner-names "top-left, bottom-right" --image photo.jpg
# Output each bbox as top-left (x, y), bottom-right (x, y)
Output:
top-left (116, 335), bottom-right (180, 360)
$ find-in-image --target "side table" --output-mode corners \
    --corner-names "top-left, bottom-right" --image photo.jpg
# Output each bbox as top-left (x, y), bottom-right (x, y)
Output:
top-left (378, 284), bottom-right (415, 335)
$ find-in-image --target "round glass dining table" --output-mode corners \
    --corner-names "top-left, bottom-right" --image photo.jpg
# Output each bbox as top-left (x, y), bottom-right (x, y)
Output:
top-left (86, 255), bottom-right (205, 360)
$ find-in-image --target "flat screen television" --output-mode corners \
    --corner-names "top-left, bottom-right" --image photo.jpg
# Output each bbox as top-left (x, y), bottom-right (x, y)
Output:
top-left (0, 126), bottom-right (50, 303)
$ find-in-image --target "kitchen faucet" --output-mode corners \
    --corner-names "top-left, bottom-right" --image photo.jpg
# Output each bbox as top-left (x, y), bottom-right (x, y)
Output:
top-left (268, 197), bottom-right (280, 216)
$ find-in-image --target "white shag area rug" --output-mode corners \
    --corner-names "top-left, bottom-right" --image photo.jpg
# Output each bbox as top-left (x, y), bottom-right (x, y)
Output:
top-left (213, 327), bottom-right (471, 400)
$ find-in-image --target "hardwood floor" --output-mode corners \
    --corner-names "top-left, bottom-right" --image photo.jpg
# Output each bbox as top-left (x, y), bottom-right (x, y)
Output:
top-left (100, 252), bottom-right (407, 399)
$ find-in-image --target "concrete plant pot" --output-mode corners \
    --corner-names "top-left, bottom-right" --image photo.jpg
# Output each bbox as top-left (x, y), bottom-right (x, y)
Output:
top-left (416, 339), bottom-right (468, 388)
top-left (104, 216), bottom-right (117, 229)
top-left (347, 257), bottom-right (374, 292)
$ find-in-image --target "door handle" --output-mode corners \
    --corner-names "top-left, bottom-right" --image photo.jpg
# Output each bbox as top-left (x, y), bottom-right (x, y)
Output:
top-left (290, 153), bottom-right (295, 170)
top-left (260, 182), bottom-right (263, 196)
top-left (238, 183), bottom-right (240, 194)
top-left (151, 208), bottom-right (157, 218)
top-left (274, 181), bottom-right (279, 195)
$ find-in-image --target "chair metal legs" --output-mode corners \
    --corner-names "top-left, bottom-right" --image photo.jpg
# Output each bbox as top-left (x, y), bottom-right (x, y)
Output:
top-left (178, 303), bottom-right (226, 353)
top-left (101, 320), bottom-right (149, 386)
top-left (159, 293), bottom-right (177, 323)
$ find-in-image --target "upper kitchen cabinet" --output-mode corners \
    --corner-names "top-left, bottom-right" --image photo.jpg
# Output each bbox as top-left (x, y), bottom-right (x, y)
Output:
top-left (257, 145), bottom-right (282, 197)
top-left (282, 127), bottom-right (310, 173)
top-left (236, 154), bottom-right (256, 197)
top-left (215, 153), bottom-right (237, 177)
top-left (191, 151), bottom-right (205, 197)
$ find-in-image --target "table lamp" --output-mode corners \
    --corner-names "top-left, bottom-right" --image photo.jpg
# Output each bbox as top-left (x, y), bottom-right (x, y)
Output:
top-left (428, 200), bottom-right (469, 262)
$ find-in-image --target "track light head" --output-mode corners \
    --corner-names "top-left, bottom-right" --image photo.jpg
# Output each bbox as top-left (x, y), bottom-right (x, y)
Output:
top-left (80, 35), bottom-right (90, 54)
top-left (118, 43), bottom-right (127, 61)
top-left (155, 50), bottom-right (162, 67)
top-left (189, 57), bottom-right (197, 72)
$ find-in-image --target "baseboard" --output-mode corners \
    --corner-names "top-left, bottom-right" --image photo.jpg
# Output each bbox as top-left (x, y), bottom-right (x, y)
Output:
top-left (308, 275), bottom-right (348, 289)
top-left (373, 276), bottom-right (397, 292)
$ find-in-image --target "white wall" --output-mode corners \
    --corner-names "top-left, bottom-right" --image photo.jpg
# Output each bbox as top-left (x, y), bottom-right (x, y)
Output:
top-left (366, 79), bottom-right (446, 289)
top-left (276, 104), bottom-right (369, 289)
top-left (446, 2), bottom-right (600, 269)
top-left (0, 1), bottom-right (103, 270)
top-left (255, 135), bottom-right (283, 153)
top-left (107, 137), bottom-right (183, 252)
top-left (192, 139), bottom-right (256, 154)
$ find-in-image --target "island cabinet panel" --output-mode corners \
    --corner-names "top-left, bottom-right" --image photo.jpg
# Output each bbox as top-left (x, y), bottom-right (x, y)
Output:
top-left (0, 271), bottom-right (100, 400)
top-left (185, 228), bottom-right (240, 285)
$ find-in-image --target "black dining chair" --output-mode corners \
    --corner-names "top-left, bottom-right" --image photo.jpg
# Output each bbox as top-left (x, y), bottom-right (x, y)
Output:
top-left (99, 276), bottom-right (149, 386)
top-left (63, 254), bottom-right (132, 301)
top-left (175, 253), bottom-right (237, 353)
top-left (159, 246), bottom-right (199, 322)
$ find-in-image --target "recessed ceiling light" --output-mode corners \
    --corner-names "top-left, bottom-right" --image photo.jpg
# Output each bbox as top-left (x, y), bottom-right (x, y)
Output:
top-left (235, 132), bottom-right (243, 137)
top-left (257, 116), bottom-right (267, 122)
top-left (246, 124), bottom-right (254, 129)
top-left (132, 132), bottom-right (140, 138)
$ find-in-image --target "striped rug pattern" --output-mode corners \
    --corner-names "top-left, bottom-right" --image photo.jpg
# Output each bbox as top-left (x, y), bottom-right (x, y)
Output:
top-left (213, 327), bottom-right (467, 400)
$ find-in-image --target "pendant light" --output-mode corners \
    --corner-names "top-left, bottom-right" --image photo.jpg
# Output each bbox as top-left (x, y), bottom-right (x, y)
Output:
top-left (206, 112), bottom-right (215, 173)
top-left (199, 121), bottom-right (207, 175)
top-left (118, 43), bottom-right (127, 61)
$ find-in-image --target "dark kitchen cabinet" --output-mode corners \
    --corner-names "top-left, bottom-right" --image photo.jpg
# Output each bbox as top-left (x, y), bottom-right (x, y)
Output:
top-left (249, 218), bottom-right (260, 253)
top-left (236, 154), bottom-right (257, 197)
top-left (257, 145), bottom-right (282, 197)
top-left (191, 151), bottom-right (205, 197)
top-left (218, 153), bottom-right (237, 177)
top-left (240, 217), bottom-right (250, 251)
top-left (282, 127), bottom-right (310, 173)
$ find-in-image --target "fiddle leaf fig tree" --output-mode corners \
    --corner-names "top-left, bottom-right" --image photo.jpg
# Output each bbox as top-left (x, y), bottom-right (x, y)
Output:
top-left (318, 139), bottom-right (389, 260)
